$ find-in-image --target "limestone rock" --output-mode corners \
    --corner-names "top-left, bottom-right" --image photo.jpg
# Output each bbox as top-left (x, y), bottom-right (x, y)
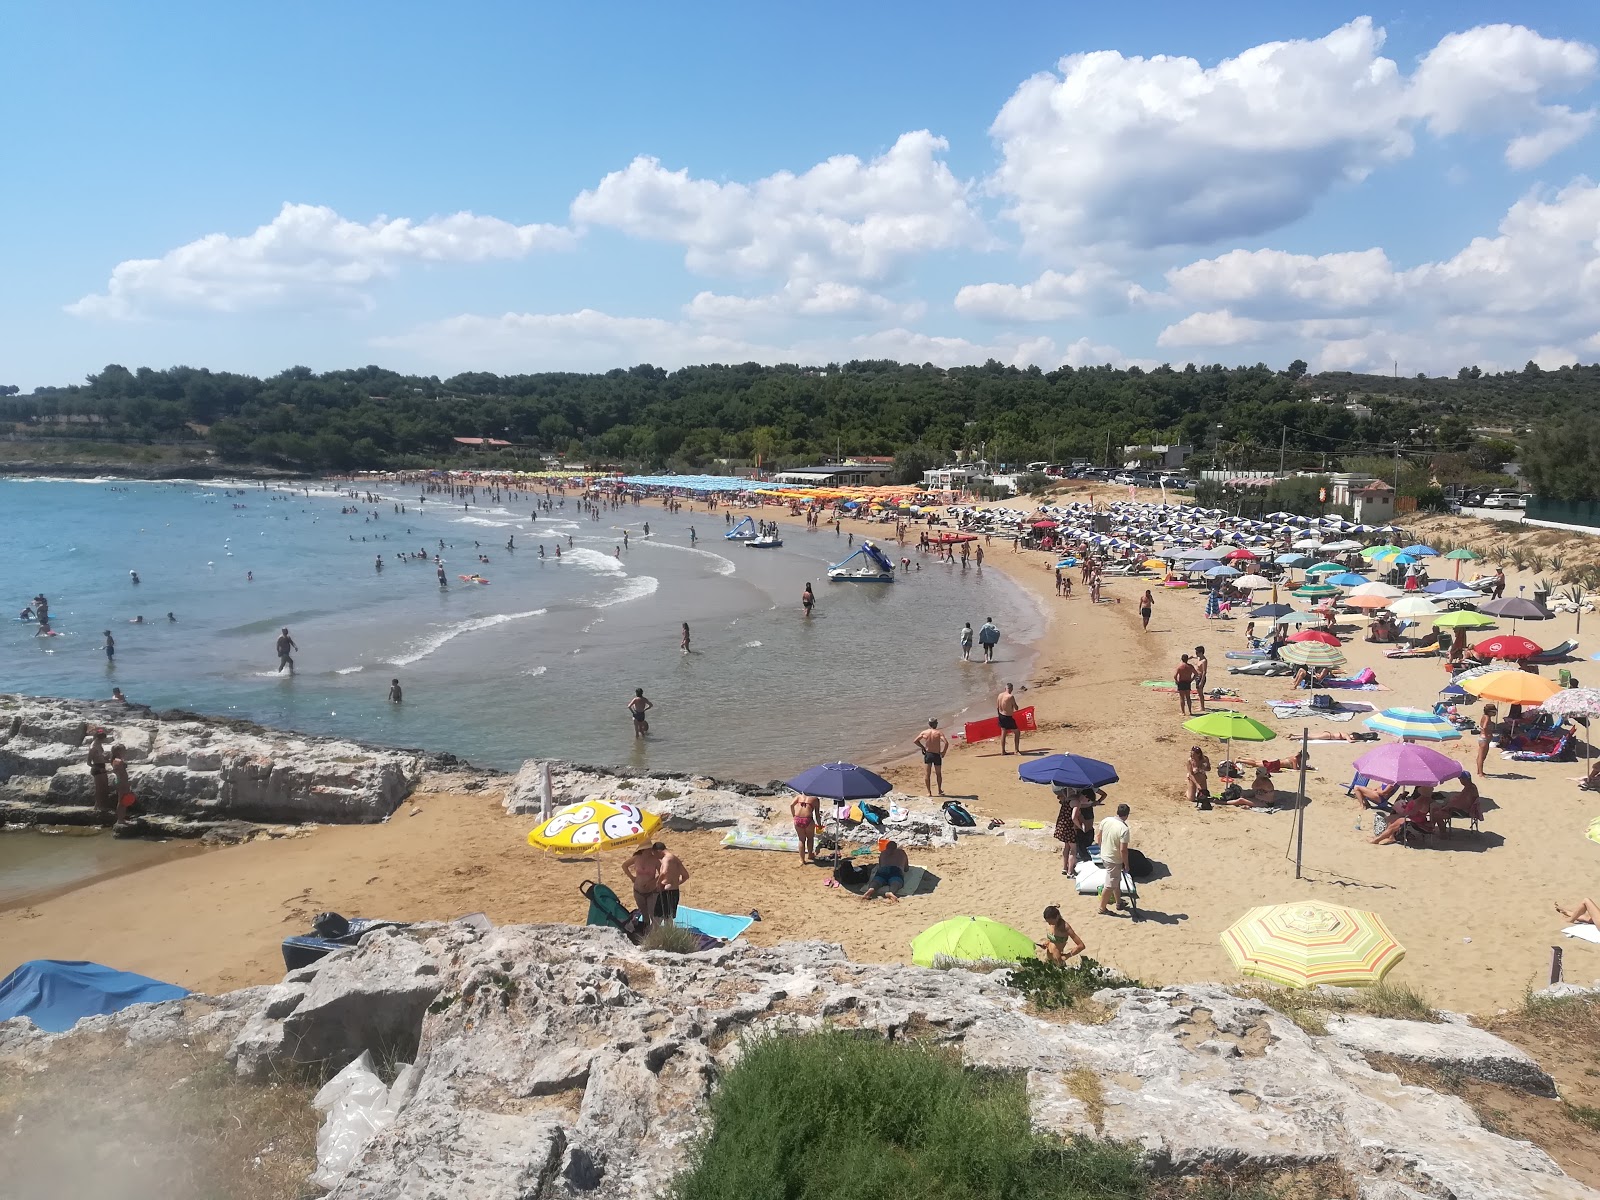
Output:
top-left (1326, 1012), bottom-right (1556, 1096)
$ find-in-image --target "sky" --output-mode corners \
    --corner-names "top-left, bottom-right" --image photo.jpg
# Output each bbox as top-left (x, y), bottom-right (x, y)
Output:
top-left (5, 1), bottom-right (1600, 388)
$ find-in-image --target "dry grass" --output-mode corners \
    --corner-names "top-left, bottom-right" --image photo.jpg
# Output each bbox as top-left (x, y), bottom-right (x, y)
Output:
top-left (1064, 1067), bottom-right (1107, 1131)
top-left (1147, 1162), bottom-right (1358, 1200)
top-left (0, 1035), bottom-right (321, 1200)
top-left (1234, 982), bottom-right (1438, 1036)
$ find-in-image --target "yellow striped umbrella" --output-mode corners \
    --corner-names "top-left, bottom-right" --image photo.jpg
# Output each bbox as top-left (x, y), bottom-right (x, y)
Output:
top-left (1221, 901), bottom-right (1405, 988)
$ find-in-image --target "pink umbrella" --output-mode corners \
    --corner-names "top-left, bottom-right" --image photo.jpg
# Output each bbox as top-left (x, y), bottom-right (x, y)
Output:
top-left (1222, 548), bottom-right (1258, 562)
top-left (1352, 743), bottom-right (1466, 787)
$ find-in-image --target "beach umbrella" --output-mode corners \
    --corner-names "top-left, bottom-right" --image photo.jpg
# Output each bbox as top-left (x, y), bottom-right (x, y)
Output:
top-left (1543, 688), bottom-right (1600, 720)
top-left (1402, 544), bottom-right (1438, 557)
top-left (1221, 902), bottom-right (1405, 988)
top-left (1175, 547), bottom-right (1217, 561)
top-left (1322, 540), bottom-right (1363, 552)
top-left (1462, 671), bottom-right (1562, 706)
top-left (1342, 593), bottom-right (1392, 611)
top-left (785, 761), bottom-right (893, 800)
top-left (1278, 611), bottom-right (1329, 626)
top-left (1363, 707), bottom-right (1461, 741)
top-left (1327, 572), bottom-right (1370, 587)
top-left (1187, 558), bottom-right (1222, 572)
top-left (1251, 603), bottom-right (1295, 619)
top-left (1018, 754), bottom-right (1119, 789)
top-left (1184, 712), bottom-right (1276, 742)
top-left (1287, 629), bottom-right (1340, 646)
top-left (1291, 537), bottom-right (1325, 550)
top-left (1479, 595), bottom-right (1550, 632)
top-left (1430, 587), bottom-right (1481, 603)
top-left (1233, 573), bottom-right (1273, 590)
top-left (1031, 519), bottom-right (1058, 529)
top-left (1305, 562), bottom-right (1345, 576)
top-left (1142, 558), bottom-right (1168, 571)
top-left (1433, 610), bottom-right (1495, 629)
top-left (1472, 634), bottom-right (1544, 660)
top-left (1388, 597), bottom-right (1442, 619)
top-left (1423, 580), bottom-right (1463, 594)
top-left (1445, 547), bottom-right (1480, 579)
top-left (527, 799), bottom-right (661, 883)
top-left (1205, 565), bottom-right (1241, 578)
top-left (1587, 816), bottom-right (1600, 847)
top-left (1275, 553), bottom-right (1313, 567)
top-left (1222, 548), bottom-right (1258, 561)
top-left (1361, 545), bottom-right (1401, 560)
top-left (1350, 581), bottom-right (1405, 599)
top-left (1292, 584), bottom-right (1339, 598)
top-left (1353, 742), bottom-right (1468, 786)
top-left (911, 916), bottom-right (1035, 968)
top-left (1278, 642), bottom-right (1347, 669)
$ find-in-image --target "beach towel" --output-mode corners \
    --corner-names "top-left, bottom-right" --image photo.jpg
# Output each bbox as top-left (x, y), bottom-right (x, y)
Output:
top-left (1225, 650), bottom-right (1270, 660)
top-left (1562, 924), bottom-right (1600, 944)
top-left (674, 906), bottom-right (754, 941)
top-left (720, 830), bottom-right (801, 852)
top-left (1268, 702), bottom-right (1355, 722)
top-left (1385, 647), bottom-right (1441, 659)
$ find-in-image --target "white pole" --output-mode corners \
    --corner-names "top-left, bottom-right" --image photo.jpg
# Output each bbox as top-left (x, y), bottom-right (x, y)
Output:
top-left (540, 761), bottom-right (553, 822)
top-left (1294, 728), bottom-right (1309, 879)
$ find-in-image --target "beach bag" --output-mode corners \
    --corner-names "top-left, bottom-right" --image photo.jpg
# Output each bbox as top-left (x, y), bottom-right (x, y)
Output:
top-left (861, 802), bottom-right (889, 824)
top-left (833, 861), bottom-right (869, 886)
top-left (942, 800), bottom-right (977, 827)
top-left (1219, 783), bottom-right (1244, 803)
top-left (1310, 692), bottom-right (1335, 711)
top-left (1126, 847), bottom-right (1152, 879)
top-left (313, 912), bottom-right (351, 939)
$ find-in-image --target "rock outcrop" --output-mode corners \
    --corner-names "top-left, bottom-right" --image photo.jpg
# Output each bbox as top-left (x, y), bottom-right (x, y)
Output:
top-left (0, 694), bottom-right (425, 830)
top-left (7, 922), bottom-right (1594, 1199)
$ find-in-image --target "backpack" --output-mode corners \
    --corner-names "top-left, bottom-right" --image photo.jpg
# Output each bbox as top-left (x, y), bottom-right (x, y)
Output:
top-left (1126, 847), bottom-right (1152, 879)
top-left (1310, 692), bottom-right (1335, 711)
top-left (942, 800), bottom-right (977, 827)
top-left (833, 861), bottom-right (870, 886)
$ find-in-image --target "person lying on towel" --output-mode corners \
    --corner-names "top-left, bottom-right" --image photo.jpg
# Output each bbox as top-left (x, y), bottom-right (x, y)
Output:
top-left (861, 841), bottom-right (909, 902)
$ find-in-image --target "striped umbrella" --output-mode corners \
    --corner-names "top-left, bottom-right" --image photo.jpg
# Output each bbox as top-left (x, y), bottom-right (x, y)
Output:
top-left (1361, 545), bottom-right (1402, 560)
top-left (1278, 641), bottom-right (1347, 668)
top-left (1292, 584), bottom-right (1339, 599)
top-left (1305, 562), bottom-right (1345, 576)
top-left (1221, 902), bottom-right (1405, 988)
top-left (1364, 707), bottom-right (1462, 741)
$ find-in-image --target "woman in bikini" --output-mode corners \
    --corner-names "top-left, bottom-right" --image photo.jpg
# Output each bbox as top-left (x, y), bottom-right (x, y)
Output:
top-left (790, 793), bottom-right (819, 864)
top-left (1035, 905), bottom-right (1085, 964)
top-left (1476, 703), bottom-right (1498, 776)
top-left (1557, 898), bottom-right (1600, 926)
top-left (1185, 745), bottom-right (1211, 804)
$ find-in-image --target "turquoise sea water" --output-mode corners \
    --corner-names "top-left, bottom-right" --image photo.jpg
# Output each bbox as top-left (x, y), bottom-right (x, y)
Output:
top-left (1, 479), bottom-right (1045, 780)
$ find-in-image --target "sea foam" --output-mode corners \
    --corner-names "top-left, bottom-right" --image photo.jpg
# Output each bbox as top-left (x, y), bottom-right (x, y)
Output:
top-left (386, 608), bottom-right (549, 667)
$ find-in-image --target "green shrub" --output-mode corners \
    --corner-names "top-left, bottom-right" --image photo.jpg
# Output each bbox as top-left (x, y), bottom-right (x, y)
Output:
top-left (1008, 958), bottom-right (1138, 1011)
top-left (670, 1030), bottom-right (1145, 1200)
top-left (641, 925), bottom-right (702, 954)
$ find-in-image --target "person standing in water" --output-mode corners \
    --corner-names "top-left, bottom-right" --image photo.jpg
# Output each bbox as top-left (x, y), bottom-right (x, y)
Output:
top-left (275, 627), bottom-right (298, 675)
top-left (102, 630), bottom-right (115, 664)
top-left (388, 678), bottom-right (403, 703)
top-left (680, 623), bottom-right (691, 654)
top-left (802, 583), bottom-right (815, 617)
top-left (959, 621), bottom-right (974, 662)
top-left (628, 688), bottom-right (653, 737)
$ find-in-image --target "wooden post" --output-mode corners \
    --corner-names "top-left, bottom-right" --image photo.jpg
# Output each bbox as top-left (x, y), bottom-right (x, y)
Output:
top-left (1294, 727), bottom-right (1309, 880)
top-left (1550, 946), bottom-right (1564, 986)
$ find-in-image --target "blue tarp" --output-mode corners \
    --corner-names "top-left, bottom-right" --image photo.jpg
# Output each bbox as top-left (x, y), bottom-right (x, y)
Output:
top-left (0, 960), bottom-right (189, 1032)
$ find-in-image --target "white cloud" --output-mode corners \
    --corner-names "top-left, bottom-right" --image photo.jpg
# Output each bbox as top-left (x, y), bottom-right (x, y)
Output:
top-left (69, 203), bottom-right (575, 319)
top-left (1155, 178), bottom-right (1600, 371)
top-left (987, 18), bottom-right (1598, 256)
top-left (953, 266), bottom-right (1152, 321)
top-left (684, 279), bottom-right (923, 325)
top-left (377, 308), bottom-right (1140, 375)
top-left (570, 131), bottom-right (988, 281)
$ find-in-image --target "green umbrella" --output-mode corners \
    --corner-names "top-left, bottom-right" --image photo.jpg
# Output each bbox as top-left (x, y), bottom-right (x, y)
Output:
top-left (1305, 562), bottom-right (1345, 576)
top-left (1292, 584), bottom-right (1339, 599)
top-left (1361, 545), bottom-right (1401, 560)
top-left (1444, 548), bottom-right (1480, 560)
top-left (911, 916), bottom-right (1035, 968)
top-left (1184, 713), bottom-right (1277, 742)
top-left (1433, 610), bottom-right (1495, 629)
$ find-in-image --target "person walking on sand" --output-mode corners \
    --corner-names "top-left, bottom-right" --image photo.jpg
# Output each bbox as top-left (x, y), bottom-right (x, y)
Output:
top-left (628, 688), bottom-right (653, 737)
top-left (654, 842), bottom-right (689, 923)
top-left (1139, 590), bottom-right (1154, 630)
top-left (1096, 803), bottom-right (1132, 916)
top-left (959, 621), bottom-right (974, 662)
top-left (914, 718), bottom-right (950, 796)
top-left (790, 792), bottom-right (819, 864)
top-left (623, 843), bottom-right (663, 929)
top-left (1174, 654), bottom-right (1197, 715)
top-left (275, 627), bottom-right (298, 674)
top-left (996, 683), bottom-right (1023, 755)
top-left (1191, 646), bottom-right (1209, 712)
top-left (978, 617), bottom-right (1000, 663)
top-left (680, 622), bottom-right (691, 654)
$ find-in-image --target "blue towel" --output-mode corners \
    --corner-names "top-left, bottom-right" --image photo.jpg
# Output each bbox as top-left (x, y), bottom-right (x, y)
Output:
top-left (674, 906), bottom-right (754, 941)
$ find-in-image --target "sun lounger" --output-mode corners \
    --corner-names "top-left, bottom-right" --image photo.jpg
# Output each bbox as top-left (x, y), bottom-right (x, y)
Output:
top-left (1529, 640), bottom-right (1580, 664)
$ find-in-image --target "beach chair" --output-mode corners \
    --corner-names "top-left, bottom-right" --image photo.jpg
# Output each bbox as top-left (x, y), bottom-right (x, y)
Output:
top-left (580, 880), bottom-right (646, 944)
top-left (1531, 641), bottom-right (1579, 666)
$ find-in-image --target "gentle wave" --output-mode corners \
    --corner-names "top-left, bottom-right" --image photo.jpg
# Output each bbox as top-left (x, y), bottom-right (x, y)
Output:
top-left (585, 576), bottom-right (660, 609)
top-left (386, 608), bottom-right (549, 667)
top-left (634, 538), bottom-right (736, 576)
top-left (522, 665), bottom-right (548, 677)
top-left (335, 666), bottom-right (364, 675)
top-left (742, 640), bottom-right (763, 648)
top-left (563, 546), bottom-right (626, 576)
top-left (453, 515), bottom-right (520, 528)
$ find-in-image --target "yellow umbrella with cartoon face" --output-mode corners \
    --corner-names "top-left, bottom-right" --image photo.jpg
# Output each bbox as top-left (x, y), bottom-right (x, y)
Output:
top-left (527, 799), bottom-right (662, 881)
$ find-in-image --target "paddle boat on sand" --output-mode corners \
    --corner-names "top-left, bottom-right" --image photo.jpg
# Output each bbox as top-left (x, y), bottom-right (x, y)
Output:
top-left (827, 539), bottom-right (896, 582)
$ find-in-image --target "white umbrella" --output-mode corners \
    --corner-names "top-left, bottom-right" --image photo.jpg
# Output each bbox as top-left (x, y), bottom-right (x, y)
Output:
top-left (1350, 581), bottom-right (1406, 599)
top-left (1233, 574), bottom-right (1273, 590)
top-left (1322, 540), bottom-right (1363, 552)
top-left (1388, 597), bottom-right (1442, 618)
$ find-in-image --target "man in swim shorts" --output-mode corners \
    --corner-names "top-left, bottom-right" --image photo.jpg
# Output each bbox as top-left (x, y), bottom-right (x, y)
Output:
top-left (103, 630), bottom-right (115, 663)
top-left (628, 688), bottom-right (653, 737)
top-left (913, 718), bottom-right (950, 796)
top-left (790, 792), bottom-right (819, 864)
top-left (276, 627), bottom-right (298, 674)
top-left (996, 683), bottom-right (1022, 754)
top-left (654, 841), bottom-right (689, 921)
top-left (1174, 654), bottom-right (1196, 715)
top-left (861, 840), bottom-right (908, 901)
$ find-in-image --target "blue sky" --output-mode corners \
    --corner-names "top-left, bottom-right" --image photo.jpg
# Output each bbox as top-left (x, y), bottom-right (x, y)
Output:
top-left (5, 1), bottom-right (1600, 387)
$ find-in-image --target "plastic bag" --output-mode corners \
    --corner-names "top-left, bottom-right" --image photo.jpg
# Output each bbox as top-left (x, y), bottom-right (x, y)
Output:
top-left (309, 1050), bottom-right (415, 1189)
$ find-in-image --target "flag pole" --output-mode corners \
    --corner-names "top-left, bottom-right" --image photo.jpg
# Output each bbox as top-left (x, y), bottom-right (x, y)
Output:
top-left (1294, 727), bottom-right (1309, 879)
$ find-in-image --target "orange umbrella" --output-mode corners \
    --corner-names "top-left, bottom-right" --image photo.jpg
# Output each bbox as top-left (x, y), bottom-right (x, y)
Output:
top-left (1344, 594), bottom-right (1393, 610)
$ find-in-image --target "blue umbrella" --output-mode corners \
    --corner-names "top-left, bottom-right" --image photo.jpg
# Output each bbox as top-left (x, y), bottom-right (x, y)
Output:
top-left (1423, 580), bottom-right (1459, 594)
top-left (1019, 754), bottom-right (1119, 789)
top-left (1402, 544), bottom-right (1438, 557)
top-left (1189, 558), bottom-right (1223, 573)
top-left (1386, 553), bottom-right (1418, 567)
top-left (1251, 603), bottom-right (1295, 619)
top-left (1327, 572), bottom-right (1369, 587)
top-left (1205, 565), bottom-right (1240, 578)
top-left (784, 762), bottom-right (892, 800)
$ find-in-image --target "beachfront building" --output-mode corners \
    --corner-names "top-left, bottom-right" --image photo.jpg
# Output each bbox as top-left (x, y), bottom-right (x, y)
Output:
top-left (771, 461), bottom-right (897, 487)
top-left (922, 465), bottom-right (983, 493)
top-left (1122, 443), bottom-right (1194, 470)
top-left (1351, 480), bottom-right (1396, 523)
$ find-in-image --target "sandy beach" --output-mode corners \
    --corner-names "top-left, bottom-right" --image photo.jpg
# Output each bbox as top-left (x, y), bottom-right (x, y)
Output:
top-left (3, 485), bottom-right (1595, 1014)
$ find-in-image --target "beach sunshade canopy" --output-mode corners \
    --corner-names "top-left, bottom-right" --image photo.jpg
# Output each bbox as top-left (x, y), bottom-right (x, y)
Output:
top-left (1251, 603), bottom-right (1295, 619)
top-left (1364, 707), bottom-right (1462, 741)
top-left (1287, 629), bottom-right (1340, 647)
top-left (1184, 712), bottom-right (1276, 742)
top-left (911, 916), bottom-right (1035, 968)
top-left (1388, 597), bottom-right (1442, 618)
top-left (1142, 558), bottom-right (1168, 570)
top-left (0, 960), bottom-right (189, 1033)
top-left (1461, 671), bottom-right (1561, 705)
top-left (785, 761), bottom-right (894, 800)
top-left (1221, 902), bottom-right (1405, 988)
top-left (1019, 754), bottom-right (1119, 789)
top-left (1275, 553), bottom-right (1313, 567)
top-left (1444, 548), bottom-right (1480, 561)
top-left (1278, 642), bottom-right (1347, 668)
top-left (1433, 610), bottom-right (1495, 629)
top-left (1205, 565), bottom-right (1241, 578)
top-left (1222, 548), bottom-right (1258, 561)
top-left (528, 799), bottom-right (661, 853)
top-left (1343, 594), bottom-right (1396, 610)
top-left (1350, 582), bottom-right (1406, 599)
top-left (1353, 742), bottom-right (1469, 785)
top-left (1402, 544), bottom-right (1438, 557)
top-left (1233, 574), bottom-right (1273, 590)
top-left (1473, 634), bottom-right (1544, 660)
top-left (1479, 597), bottom-right (1551, 621)
top-left (1542, 688), bottom-right (1600, 719)
top-left (1277, 611), bottom-right (1329, 626)
top-left (1361, 545), bottom-right (1402, 559)
top-left (1326, 572), bottom-right (1369, 587)
top-left (1305, 562), bottom-right (1345, 576)
top-left (1031, 519), bottom-right (1057, 529)
top-left (1292, 585), bottom-right (1339, 599)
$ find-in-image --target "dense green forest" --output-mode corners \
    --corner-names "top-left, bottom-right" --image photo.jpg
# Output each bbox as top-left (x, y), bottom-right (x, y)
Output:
top-left (2, 358), bottom-right (1596, 491)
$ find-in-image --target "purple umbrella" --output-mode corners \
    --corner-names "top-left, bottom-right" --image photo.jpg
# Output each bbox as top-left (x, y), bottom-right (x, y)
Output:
top-left (784, 761), bottom-right (893, 801)
top-left (1352, 743), bottom-right (1467, 787)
